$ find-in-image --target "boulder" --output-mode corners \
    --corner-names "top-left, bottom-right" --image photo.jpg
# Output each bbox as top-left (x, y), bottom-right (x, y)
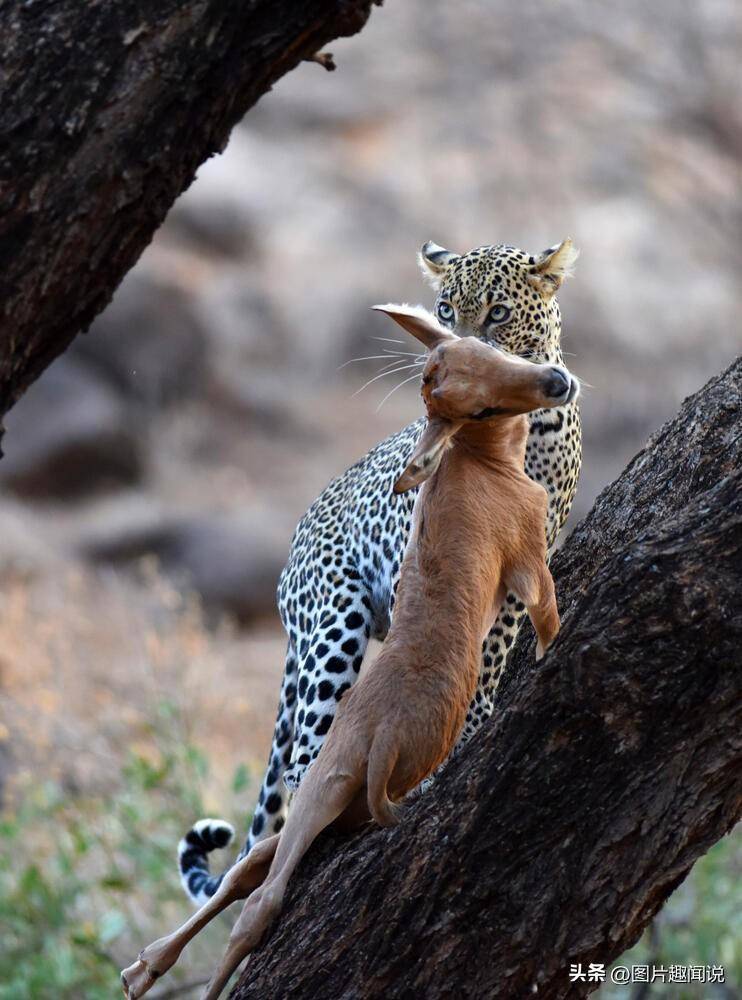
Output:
top-left (166, 196), bottom-right (257, 259)
top-left (0, 357), bottom-right (143, 499)
top-left (72, 269), bottom-right (209, 406)
top-left (82, 513), bottom-right (286, 625)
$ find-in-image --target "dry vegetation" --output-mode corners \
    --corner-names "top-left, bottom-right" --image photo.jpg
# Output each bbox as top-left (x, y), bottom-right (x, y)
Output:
top-left (0, 564), bottom-right (285, 810)
top-left (0, 564), bottom-right (286, 998)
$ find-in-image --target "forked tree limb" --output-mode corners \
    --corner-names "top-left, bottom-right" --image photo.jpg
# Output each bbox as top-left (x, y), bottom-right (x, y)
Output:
top-left (0, 0), bottom-right (381, 433)
top-left (231, 357), bottom-right (742, 1000)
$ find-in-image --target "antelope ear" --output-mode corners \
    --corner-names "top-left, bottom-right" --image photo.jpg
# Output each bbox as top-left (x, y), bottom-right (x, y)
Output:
top-left (527, 238), bottom-right (579, 297)
top-left (372, 303), bottom-right (458, 351)
top-left (393, 417), bottom-right (462, 493)
top-left (418, 241), bottom-right (460, 290)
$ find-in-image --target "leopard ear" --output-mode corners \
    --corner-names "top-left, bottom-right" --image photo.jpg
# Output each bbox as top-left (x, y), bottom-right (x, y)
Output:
top-left (527, 238), bottom-right (579, 297)
top-left (393, 417), bottom-right (462, 493)
top-left (418, 241), bottom-right (460, 290)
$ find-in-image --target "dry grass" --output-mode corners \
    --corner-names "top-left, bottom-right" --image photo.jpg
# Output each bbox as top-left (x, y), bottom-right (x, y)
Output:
top-left (0, 561), bottom-right (285, 809)
top-left (0, 563), bottom-right (286, 999)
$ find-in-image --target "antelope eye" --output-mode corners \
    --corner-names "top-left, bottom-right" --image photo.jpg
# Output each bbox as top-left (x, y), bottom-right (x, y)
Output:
top-left (437, 301), bottom-right (455, 325)
top-left (488, 304), bottom-right (511, 325)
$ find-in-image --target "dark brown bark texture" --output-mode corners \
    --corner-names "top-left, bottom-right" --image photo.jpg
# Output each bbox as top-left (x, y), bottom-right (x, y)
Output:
top-left (232, 357), bottom-right (742, 1000)
top-left (0, 0), bottom-right (379, 435)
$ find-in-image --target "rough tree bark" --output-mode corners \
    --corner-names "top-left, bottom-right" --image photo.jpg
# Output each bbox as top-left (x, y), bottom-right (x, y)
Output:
top-left (231, 357), bottom-right (742, 1000)
top-left (0, 0), bottom-right (380, 436)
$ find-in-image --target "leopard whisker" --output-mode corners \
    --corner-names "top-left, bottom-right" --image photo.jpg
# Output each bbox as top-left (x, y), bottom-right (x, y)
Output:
top-left (352, 363), bottom-right (422, 397)
top-left (375, 371), bottom-right (424, 411)
top-left (338, 353), bottom-right (410, 371)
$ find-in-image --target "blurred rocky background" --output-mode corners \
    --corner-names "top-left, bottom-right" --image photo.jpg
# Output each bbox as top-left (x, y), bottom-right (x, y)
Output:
top-left (0, 2), bottom-right (740, 992)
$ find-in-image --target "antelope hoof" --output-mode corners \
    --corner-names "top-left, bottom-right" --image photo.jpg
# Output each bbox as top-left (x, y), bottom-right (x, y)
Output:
top-left (122, 931), bottom-right (186, 998)
top-left (121, 936), bottom-right (178, 1000)
top-left (120, 956), bottom-right (158, 999)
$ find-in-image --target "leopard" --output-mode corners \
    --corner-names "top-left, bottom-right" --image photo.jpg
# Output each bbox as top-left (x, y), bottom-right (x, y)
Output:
top-left (178, 237), bottom-right (582, 905)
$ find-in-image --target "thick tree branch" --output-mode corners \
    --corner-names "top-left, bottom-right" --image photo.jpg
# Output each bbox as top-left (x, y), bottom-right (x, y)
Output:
top-left (231, 357), bottom-right (742, 1000)
top-left (0, 0), bottom-right (380, 432)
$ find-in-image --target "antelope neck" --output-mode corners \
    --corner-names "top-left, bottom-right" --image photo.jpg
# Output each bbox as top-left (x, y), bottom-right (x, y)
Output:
top-left (451, 414), bottom-right (529, 470)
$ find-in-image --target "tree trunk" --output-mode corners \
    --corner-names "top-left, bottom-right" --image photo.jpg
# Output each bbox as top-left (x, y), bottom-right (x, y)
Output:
top-left (0, 0), bottom-right (380, 437)
top-left (232, 357), bottom-right (742, 1000)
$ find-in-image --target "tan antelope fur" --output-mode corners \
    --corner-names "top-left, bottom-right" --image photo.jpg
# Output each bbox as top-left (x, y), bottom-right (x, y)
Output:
top-left (121, 304), bottom-right (578, 1000)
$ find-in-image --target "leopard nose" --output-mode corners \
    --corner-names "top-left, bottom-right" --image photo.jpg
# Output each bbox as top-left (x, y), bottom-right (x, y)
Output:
top-left (544, 367), bottom-right (570, 399)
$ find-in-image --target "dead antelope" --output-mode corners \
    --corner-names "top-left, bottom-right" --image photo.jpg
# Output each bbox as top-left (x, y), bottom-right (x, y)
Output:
top-left (121, 303), bottom-right (578, 1000)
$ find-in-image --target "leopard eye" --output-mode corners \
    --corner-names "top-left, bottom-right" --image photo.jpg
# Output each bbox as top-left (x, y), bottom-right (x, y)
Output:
top-left (437, 301), bottom-right (455, 326)
top-left (488, 303), bottom-right (511, 326)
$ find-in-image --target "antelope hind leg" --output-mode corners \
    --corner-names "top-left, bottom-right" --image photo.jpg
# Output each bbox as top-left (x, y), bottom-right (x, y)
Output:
top-left (200, 768), bottom-right (359, 999)
top-left (120, 834), bottom-right (279, 999)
